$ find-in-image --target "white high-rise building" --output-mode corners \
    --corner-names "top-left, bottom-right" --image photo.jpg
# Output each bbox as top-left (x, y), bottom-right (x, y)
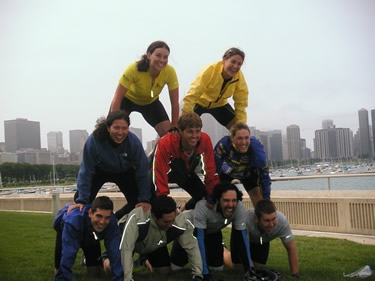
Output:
top-left (286, 124), bottom-right (301, 161)
top-left (200, 114), bottom-right (228, 146)
top-left (358, 108), bottom-right (371, 157)
top-left (322, 119), bottom-right (334, 129)
top-left (47, 131), bottom-right (64, 153)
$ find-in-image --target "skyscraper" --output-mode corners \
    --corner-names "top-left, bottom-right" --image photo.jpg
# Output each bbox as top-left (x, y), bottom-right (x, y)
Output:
top-left (286, 124), bottom-right (301, 161)
top-left (47, 131), bottom-right (64, 153)
top-left (322, 119), bottom-right (334, 129)
top-left (268, 130), bottom-right (283, 161)
top-left (314, 128), bottom-right (353, 161)
top-left (371, 109), bottom-right (375, 155)
top-left (358, 108), bottom-right (371, 157)
top-left (200, 114), bottom-right (228, 146)
top-left (130, 127), bottom-right (143, 144)
top-left (69, 130), bottom-right (89, 153)
top-left (69, 129), bottom-right (88, 164)
top-left (4, 118), bottom-right (41, 152)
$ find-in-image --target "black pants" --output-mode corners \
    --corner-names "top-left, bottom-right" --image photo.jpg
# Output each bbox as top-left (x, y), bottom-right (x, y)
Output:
top-left (74, 168), bottom-right (146, 219)
top-left (168, 170), bottom-right (206, 210)
top-left (194, 103), bottom-right (235, 128)
top-left (230, 229), bottom-right (270, 266)
top-left (170, 229), bottom-right (223, 269)
top-left (219, 171), bottom-right (259, 192)
top-left (147, 246), bottom-right (171, 267)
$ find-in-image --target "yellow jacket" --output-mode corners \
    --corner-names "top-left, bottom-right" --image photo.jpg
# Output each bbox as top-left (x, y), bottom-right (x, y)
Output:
top-left (182, 61), bottom-right (248, 123)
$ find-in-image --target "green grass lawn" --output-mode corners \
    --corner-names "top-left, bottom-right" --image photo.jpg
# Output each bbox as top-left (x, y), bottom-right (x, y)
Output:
top-left (0, 211), bottom-right (374, 281)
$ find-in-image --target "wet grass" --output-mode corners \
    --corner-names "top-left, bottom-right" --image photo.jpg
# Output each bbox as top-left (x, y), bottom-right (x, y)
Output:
top-left (0, 211), bottom-right (374, 281)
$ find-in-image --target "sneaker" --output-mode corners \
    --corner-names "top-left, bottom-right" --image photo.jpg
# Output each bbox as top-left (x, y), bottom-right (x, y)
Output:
top-left (81, 256), bottom-right (86, 266)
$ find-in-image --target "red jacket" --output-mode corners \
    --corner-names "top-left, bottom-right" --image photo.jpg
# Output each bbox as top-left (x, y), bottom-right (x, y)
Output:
top-left (153, 131), bottom-right (219, 196)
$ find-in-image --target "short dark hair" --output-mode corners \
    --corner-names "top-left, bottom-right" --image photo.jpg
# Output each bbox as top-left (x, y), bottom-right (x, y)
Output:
top-left (178, 112), bottom-right (202, 132)
top-left (151, 195), bottom-right (177, 219)
top-left (255, 199), bottom-right (277, 219)
top-left (91, 196), bottom-right (114, 213)
top-left (212, 182), bottom-right (243, 202)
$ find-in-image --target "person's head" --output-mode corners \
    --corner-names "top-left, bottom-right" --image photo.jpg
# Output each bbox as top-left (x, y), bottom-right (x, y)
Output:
top-left (137, 40), bottom-right (170, 72)
top-left (151, 195), bottom-right (178, 230)
top-left (254, 199), bottom-right (277, 234)
top-left (212, 182), bottom-right (243, 218)
top-left (178, 112), bottom-right (203, 150)
top-left (229, 122), bottom-right (251, 153)
top-left (89, 196), bottom-right (114, 233)
top-left (221, 47), bottom-right (245, 79)
top-left (94, 110), bottom-right (130, 143)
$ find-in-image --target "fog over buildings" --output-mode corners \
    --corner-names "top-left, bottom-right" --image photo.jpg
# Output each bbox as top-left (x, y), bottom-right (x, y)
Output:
top-left (1, 107), bottom-right (374, 165)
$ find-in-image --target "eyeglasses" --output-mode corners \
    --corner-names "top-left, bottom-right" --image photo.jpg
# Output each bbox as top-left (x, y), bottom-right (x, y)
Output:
top-left (224, 48), bottom-right (245, 59)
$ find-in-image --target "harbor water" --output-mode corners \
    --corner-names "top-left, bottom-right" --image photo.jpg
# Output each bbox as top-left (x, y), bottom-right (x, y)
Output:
top-left (271, 175), bottom-right (375, 191)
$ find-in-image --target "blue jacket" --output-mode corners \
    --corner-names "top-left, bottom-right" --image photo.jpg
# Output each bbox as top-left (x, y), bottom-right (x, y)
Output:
top-left (214, 136), bottom-right (271, 199)
top-left (75, 132), bottom-right (151, 204)
top-left (54, 204), bottom-right (123, 281)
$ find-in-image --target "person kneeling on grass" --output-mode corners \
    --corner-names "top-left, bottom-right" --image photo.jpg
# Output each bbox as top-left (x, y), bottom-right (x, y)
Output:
top-left (170, 182), bottom-right (256, 281)
top-left (118, 195), bottom-right (203, 281)
top-left (227, 199), bottom-right (300, 279)
top-left (53, 196), bottom-right (123, 281)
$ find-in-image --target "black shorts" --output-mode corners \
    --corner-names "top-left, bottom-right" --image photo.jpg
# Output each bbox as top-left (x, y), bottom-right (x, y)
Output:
top-left (121, 97), bottom-right (169, 127)
top-left (219, 170), bottom-right (259, 192)
top-left (194, 103), bottom-right (235, 128)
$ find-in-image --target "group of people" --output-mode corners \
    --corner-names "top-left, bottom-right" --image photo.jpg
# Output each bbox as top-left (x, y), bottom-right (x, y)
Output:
top-left (53, 40), bottom-right (299, 281)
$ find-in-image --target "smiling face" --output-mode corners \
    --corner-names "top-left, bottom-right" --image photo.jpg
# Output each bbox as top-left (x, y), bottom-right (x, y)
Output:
top-left (180, 126), bottom-right (201, 151)
top-left (89, 208), bottom-right (112, 233)
top-left (222, 54), bottom-right (244, 79)
top-left (219, 190), bottom-right (238, 218)
top-left (231, 128), bottom-right (250, 153)
top-left (255, 212), bottom-right (277, 234)
top-left (107, 119), bottom-right (129, 144)
top-left (147, 47), bottom-right (169, 74)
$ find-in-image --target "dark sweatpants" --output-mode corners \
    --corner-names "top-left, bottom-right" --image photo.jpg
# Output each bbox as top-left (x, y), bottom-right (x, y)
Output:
top-left (74, 167), bottom-right (150, 219)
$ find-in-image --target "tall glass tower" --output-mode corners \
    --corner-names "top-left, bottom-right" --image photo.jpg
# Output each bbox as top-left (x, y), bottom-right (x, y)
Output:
top-left (4, 118), bottom-right (41, 152)
top-left (358, 108), bottom-right (371, 157)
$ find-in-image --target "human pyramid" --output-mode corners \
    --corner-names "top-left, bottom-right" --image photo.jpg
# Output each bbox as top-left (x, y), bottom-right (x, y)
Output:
top-left (53, 41), bottom-right (299, 281)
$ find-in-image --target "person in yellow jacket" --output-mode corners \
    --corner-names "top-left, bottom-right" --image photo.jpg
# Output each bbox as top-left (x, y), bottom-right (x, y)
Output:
top-left (182, 47), bottom-right (248, 130)
top-left (111, 41), bottom-right (179, 137)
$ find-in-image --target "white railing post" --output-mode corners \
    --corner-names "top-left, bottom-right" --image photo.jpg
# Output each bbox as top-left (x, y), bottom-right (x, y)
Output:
top-left (52, 193), bottom-right (60, 215)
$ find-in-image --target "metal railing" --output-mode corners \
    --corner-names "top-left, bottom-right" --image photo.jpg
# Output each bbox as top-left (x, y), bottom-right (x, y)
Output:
top-left (271, 172), bottom-right (375, 190)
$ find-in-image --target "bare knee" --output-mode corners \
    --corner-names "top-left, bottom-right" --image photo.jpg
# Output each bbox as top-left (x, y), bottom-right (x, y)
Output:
top-left (155, 121), bottom-right (171, 137)
top-left (247, 186), bottom-right (262, 207)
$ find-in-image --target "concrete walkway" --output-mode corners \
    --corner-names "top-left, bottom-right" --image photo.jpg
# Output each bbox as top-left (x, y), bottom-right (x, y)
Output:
top-left (293, 230), bottom-right (375, 245)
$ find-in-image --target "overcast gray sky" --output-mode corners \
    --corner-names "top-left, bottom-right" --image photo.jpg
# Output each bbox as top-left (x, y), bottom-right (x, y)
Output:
top-left (1, 0), bottom-right (374, 150)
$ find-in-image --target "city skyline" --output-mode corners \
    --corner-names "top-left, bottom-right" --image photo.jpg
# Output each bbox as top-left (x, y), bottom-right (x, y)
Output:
top-left (1, 0), bottom-right (374, 150)
top-left (1, 106), bottom-right (373, 153)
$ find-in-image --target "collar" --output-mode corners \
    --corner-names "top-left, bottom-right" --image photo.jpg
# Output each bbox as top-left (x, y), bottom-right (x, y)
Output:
top-left (232, 142), bottom-right (249, 153)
